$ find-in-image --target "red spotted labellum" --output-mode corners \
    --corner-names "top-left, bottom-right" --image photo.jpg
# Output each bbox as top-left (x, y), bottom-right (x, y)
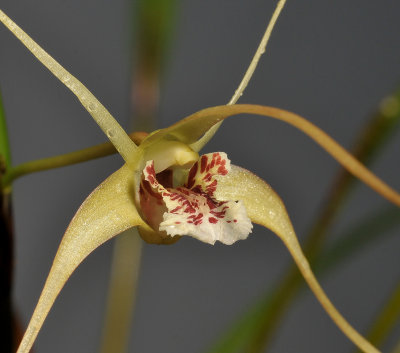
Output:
top-left (140, 152), bottom-right (252, 245)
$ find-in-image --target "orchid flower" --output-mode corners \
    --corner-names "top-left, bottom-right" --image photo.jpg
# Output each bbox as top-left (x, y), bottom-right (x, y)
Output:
top-left (1, 5), bottom-right (400, 353)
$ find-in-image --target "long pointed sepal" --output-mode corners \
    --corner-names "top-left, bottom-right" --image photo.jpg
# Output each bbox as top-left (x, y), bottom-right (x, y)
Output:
top-left (0, 9), bottom-right (138, 166)
top-left (148, 104), bottom-right (400, 207)
top-left (215, 165), bottom-right (380, 353)
top-left (16, 165), bottom-right (150, 353)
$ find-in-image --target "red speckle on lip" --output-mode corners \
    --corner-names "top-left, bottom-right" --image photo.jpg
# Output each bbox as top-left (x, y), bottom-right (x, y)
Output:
top-left (206, 180), bottom-right (218, 195)
top-left (171, 206), bottom-right (182, 214)
top-left (177, 188), bottom-right (190, 196)
top-left (140, 153), bottom-right (234, 234)
top-left (203, 173), bottom-right (212, 182)
top-left (210, 156), bottom-right (216, 169)
top-left (142, 180), bottom-right (162, 199)
top-left (211, 209), bottom-right (226, 218)
top-left (186, 162), bottom-right (198, 189)
top-left (218, 165), bottom-right (228, 175)
top-left (200, 155), bottom-right (208, 173)
top-left (146, 164), bottom-right (155, 175)
top-left (208, 217), bottom-right (218, 224)
top-left (147, 175), bottom-right (155, 184)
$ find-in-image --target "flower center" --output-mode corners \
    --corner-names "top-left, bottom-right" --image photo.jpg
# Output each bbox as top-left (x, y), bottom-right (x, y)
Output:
top-left (139, 152), bottom-right (253, 245)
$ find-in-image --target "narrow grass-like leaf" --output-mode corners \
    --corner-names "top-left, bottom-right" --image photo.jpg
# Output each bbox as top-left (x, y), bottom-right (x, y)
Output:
top-left (130, 0), bottom-right (177, 131)
top-left (206, 293), bottom-right (275, 353)
top-left (356, 281), bottom-right (400, 352)
top-left (100, 2), bottom-right (179, 352)
top-left (315, 206), bottom-right (400, 274)
top-left (0, 89), bottom-right (11, 172)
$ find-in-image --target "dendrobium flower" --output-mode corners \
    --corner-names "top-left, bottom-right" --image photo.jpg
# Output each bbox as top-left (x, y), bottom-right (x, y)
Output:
top-left (139, 152), bottom-right (252, 245)
top-left (1, 6), bottom-right (400, 353)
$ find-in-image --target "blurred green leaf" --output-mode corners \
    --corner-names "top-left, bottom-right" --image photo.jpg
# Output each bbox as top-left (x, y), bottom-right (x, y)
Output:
top-left (314, 206), bottom-right (400, 275)
top-left (0, 89), bottom-right (11, 172)
top-left (356, 281), bottom-right (400, 352)
top-left (134, 0), bottom-right (177, 75)
top-left (207, 294), bottom-right (274, 353)
top-left (130, 0), bottom-right (178, 132)
top-left (207, 206), bottom-right (400, 353)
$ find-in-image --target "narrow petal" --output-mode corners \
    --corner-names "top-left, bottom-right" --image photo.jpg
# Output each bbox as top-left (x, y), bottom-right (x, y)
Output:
top-left (142, 104), bottom-right (400, 208)
top-left (0, 9), bottom-right (138, 166)
top-left (16, 165), bottom-right (150, 353)
top-left (215, 165), bottom-right (380, 353)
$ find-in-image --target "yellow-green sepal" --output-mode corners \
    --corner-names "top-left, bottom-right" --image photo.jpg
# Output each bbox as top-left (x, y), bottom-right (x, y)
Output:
top-left (144, 104), bottom-right (400, 208)
top-left (215, 165), bottom-right (380, 353)
top-left (16, 165), bottom-right (151, 353)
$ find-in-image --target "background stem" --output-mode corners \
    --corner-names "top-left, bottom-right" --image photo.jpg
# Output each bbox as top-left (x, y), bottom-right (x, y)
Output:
top-left (99, 1), bottom-right (177, 352)
top-left (2, 131), bottom-right (147, 189)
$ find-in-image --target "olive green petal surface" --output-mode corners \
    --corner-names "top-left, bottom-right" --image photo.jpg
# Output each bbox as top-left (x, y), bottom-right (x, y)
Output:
top-left (16, 165), bottom-right (150, 353)
top-left (215, 166), bottom-right (380, 353)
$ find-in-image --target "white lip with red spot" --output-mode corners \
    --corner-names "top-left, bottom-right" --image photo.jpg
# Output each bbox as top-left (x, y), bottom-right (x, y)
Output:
top-left (140, 152), bottom-right (253, 245)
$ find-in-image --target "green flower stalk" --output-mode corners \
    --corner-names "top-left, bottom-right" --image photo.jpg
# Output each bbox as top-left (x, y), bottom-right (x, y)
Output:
top-left (0, 3), bottom-right (399, 353)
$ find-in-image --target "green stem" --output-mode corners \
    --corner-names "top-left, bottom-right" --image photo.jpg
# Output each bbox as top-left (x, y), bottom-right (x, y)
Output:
top-left (1, 131), bottom-right (147, 190)
top-left (99, 2), bottom-right (177, 353)
top-left (99, 230), bottom-right (143, 353)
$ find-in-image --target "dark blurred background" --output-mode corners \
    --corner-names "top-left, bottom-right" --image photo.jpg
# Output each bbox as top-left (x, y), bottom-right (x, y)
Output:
top-left (0, 0), bottom-right (399, 352)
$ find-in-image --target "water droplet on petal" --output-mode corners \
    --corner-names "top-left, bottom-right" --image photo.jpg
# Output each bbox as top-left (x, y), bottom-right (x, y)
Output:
top-left (107, 129), bottom-right (115, 138)
top-left (88, 103), bottom-right (97, 112)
